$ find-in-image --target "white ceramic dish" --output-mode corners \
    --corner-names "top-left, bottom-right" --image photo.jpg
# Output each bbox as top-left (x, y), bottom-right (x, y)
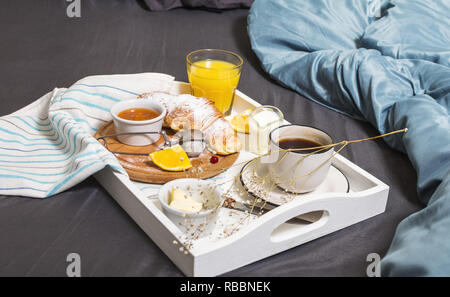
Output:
top-left (240, 159), bottom-right (349, 207)
top-left (158, 179), bottom-right (222, 238)
top-left (110, 99), bottom-right (166, 146)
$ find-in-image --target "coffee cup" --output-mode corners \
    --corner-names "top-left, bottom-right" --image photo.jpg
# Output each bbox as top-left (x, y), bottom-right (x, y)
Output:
top-left (269, 124), bottom-right (334, 193)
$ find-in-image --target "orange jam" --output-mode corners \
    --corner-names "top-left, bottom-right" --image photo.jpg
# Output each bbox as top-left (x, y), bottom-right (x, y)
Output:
top-left (117, 108), bottom-right (159, 121)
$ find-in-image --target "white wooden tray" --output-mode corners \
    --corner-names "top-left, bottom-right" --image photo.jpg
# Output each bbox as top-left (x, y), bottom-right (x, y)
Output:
top-left (94, 82), bottom-right (389, 276)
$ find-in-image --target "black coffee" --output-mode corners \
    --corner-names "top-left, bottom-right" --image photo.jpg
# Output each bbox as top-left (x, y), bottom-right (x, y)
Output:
top-left (278, 138), bottom-right (327, 153)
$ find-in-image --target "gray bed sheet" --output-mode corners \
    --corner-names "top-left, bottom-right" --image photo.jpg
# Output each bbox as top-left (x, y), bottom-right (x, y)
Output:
top-left (0, 0), bottom-right (423, 276)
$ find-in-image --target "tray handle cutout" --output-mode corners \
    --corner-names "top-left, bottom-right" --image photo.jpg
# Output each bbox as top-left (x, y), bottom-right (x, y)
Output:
top-left (270, 210), bottom-right (329, 243)
top-left (246, 197), bottom-right (336, 246)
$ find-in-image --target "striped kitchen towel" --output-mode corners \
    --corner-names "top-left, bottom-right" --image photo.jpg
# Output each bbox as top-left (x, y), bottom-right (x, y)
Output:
top-left (0, 73), bottom-right (175, 198)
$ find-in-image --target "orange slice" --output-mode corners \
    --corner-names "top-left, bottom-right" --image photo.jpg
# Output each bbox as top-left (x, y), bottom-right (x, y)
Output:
top-left (149, 145), bottom-right (192, 171)
top-left (230, 108), bottom-right (252, 133)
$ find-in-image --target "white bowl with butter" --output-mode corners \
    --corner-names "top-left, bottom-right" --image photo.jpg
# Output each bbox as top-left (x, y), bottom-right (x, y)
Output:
top-left (158, 179), bottom-right (222, 238)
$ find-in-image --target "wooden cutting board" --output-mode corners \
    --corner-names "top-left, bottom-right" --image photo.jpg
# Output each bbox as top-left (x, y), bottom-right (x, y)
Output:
top-left (95, 121), bottom-right (239, 184)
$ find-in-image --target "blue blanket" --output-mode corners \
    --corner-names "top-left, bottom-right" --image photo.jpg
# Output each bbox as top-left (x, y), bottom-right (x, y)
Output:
top-left (248, 0), bottom-right (450, 276)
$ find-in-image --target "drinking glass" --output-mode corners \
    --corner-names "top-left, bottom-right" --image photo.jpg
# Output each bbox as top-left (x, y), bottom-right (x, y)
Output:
top-left (186, 49), bottom-right (243, 115)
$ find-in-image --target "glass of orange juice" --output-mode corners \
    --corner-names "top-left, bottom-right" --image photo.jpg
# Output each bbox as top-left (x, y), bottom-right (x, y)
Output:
top-left (186, 49), bottom-right (243, 115)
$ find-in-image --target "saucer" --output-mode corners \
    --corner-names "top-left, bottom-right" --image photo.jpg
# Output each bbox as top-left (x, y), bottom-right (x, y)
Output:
top-left (239, 158), bottom-right (349, 207)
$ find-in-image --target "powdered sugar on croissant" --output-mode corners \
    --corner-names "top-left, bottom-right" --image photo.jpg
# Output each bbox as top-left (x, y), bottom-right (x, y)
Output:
top-left (139, 92), bottom-right (241, 155)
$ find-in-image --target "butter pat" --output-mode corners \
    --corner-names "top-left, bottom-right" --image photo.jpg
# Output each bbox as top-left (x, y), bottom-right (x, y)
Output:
top-left (249, 106), bottom-right (284, 155)
top-left (169, 187), bottom-right (203, 212)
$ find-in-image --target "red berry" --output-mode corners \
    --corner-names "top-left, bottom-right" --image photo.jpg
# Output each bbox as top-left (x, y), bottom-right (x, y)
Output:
top-left (210, 156), bottom-right (219, 164)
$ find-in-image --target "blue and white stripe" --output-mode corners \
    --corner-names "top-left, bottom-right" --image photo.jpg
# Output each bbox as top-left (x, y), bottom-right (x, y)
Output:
top-left (0, 73), bottom-right (175, 198)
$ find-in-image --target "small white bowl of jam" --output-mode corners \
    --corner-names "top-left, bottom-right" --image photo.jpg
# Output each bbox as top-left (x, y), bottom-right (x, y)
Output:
top-left (110, 99), bottom-right (166, 146)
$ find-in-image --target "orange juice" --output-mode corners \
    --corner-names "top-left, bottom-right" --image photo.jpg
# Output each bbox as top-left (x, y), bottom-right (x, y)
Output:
top-left (187, 59), bottom-right (241, 114)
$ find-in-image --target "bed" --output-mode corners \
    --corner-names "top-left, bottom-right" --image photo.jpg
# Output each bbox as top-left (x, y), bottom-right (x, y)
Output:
top-left (249, 0), bottom-right (450, 276)
top-left (0, 0), bottom-right (424, 276)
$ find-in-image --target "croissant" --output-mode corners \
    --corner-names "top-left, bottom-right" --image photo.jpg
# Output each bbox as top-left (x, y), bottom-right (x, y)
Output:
top-left (138, 92), bottom-right (241, 155)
